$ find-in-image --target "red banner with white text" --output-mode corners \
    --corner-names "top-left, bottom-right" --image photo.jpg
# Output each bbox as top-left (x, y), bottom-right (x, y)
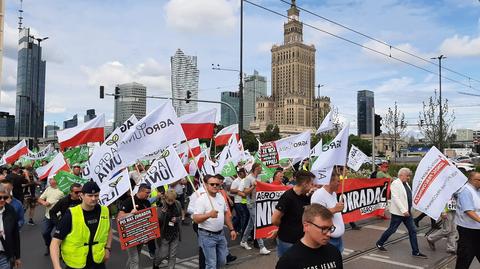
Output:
top-left (337, 178), bottom-right (391, 223)
top-left (255, 181), bottom-right (291, 239)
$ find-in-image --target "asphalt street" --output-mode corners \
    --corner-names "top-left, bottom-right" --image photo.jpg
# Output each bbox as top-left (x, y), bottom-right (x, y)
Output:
top-left (18, 206), bottom-right (480, 269)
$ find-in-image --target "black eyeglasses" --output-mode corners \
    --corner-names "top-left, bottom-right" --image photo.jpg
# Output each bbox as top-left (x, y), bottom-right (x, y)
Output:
top-left (208, 183), bottom-right (221, 187)
top-left (73, 191), bottom-right (81, 194)
top-left (307, 222), bottom-right (336, 234)
top-left (0, 195), bottom-right (9, 201)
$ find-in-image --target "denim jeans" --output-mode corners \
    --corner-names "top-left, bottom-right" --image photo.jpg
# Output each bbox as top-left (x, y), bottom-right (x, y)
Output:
top-left (329, 237), bottom-right (344, 253)
top-left (377, 214), bottom-right (419, 254)
top-left (276, 238), bottom-right (294, 258)
top-left (233, 203), bottom-right (249, 234)
top-left (41, 217), bottom-right (56, 247)
top-left (198, 229), bottom-right (228, 269)
top-left (0, 254), bottom-right (11, 269)
top-left (241, 204), bottom-right (265, 248)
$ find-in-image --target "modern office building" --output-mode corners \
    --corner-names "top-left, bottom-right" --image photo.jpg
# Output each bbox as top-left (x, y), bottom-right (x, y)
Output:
top-left (220, 91), bottom-right (239, 127)
top-left (244, 70), bottom-right (267, 130)
top-left (171, 49), bottom-right (199, 117)
top-left (113, 82), bottom-right (146, 128)
top-left (63, 114), bottom-right (78, 129)
top-left (357, 90), bottom-right (374, 136)
top-left (251, 1), bottom-right (330, 135)
top-left (15, 27), bottom-right (46, 138)
top-left (84, 109), bottom-right (97, 122)
top-left (0, 112), bottom-right (15, 137)
top-left (44, 125), bottom-right (59, 139)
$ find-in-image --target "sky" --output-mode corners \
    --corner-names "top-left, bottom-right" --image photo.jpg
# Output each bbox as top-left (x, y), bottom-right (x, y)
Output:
top-left (1, 0), bottom-right (480, 137)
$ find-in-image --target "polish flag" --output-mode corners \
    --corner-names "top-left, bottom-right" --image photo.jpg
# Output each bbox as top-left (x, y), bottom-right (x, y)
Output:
top-left (57, 114), bottom-right (105, 150)
top-left (2, 140), bottom-right (28, 164)
top-left (176, 139), bottom-right (201, 165)
top-left (36, 152), bottom-right (70, 180)
top-left (214, 124), bottom-right (239, 146)
top-left (180, 109), bottom-right (217, 140)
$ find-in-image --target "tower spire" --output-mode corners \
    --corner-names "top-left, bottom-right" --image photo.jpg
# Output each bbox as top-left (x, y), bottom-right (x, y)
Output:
top-left (18, 0), bottom-right (24, 32)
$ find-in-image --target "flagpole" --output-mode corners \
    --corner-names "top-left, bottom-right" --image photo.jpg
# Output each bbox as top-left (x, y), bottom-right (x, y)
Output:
top-left (185, 140), bottom-right (214, 209)
top-left (128, 182), bottom-right (137, 209)
top-left (340, 165), bottom-right (347, 203)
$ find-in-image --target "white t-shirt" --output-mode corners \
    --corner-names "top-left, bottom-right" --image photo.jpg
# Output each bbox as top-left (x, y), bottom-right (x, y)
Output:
top-left (241, 174), bottom-right (257, 206)
top-left (187, 187), bottom-right (205, 215)
top-left (231, 177), bottom-right (245, 204)
top-left (40, 186), bottom-right (65, 219)
top-left (193, 193), bottom-right (227, 232)
top-left (0, 207), bottom-right (4, 252)
top-left (311, 187), bottom-right (345, 238)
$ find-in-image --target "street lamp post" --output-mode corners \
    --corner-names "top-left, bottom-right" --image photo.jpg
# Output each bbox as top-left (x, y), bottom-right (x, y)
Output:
top-left (317, 84), bottom-right (324, 98)
top-left (432, 55), bottom-right (445, 152)
top-left (239, 0), bottom-right (244, 140)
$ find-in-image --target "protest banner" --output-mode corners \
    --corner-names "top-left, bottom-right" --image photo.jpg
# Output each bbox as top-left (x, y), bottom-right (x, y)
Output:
top-left (99, 169), bottom-right (130, 206)
top-left (276, 131), bottom-right (311, 160)
top-left (140, 146), bottom-right (188, 189)
top-left (412, 146), bottom-right (468, 220)
top-left (54, 171), bottom-right (89, 194)
top-left (337, 178), bottom-right (391, 223)
top-left (255, 181), bottom-right (291, 239)
top-left (116, 207), bottom-right (161, 250)
top-left (259, 142), bottom-right (279, 168)
top-left (24, 144), bottom-right (53, 160)
top-left (347, 145), bottom-right (369, 172)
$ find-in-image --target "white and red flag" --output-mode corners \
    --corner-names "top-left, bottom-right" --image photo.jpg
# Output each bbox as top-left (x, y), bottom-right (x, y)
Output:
top-left (1, 140), bottom-right (28, 164)
top-left (180, 109), bottom-right (216, 140)
top-left (57, 114), bottom-right (105, 150)
top-left (176, 139), bottom-right (201, 161)
top-left (215, 124), bottom-right (239, 146)
top-left (36, 152), bottom-right (70, 180)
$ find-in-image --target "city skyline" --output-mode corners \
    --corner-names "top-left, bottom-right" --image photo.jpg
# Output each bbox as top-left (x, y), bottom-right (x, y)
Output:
top-left (0, 0), bottom-right (479, 136)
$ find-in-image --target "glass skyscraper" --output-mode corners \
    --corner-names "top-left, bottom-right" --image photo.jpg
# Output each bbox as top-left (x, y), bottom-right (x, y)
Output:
top-left (15, 28), bottom-right (46, 138)
top-left (357, 90), bottom-right (374, 135)
top-left (220, 91), bottom-right (239, 127)
top-left (244, 70), bottom-right (267, 130)
top-left (171, 49), bottom-right (199, 117)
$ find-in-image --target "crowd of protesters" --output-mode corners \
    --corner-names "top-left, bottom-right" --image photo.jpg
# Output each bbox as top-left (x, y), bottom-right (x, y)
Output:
top-left (0, 158), bottom-right (479, 269)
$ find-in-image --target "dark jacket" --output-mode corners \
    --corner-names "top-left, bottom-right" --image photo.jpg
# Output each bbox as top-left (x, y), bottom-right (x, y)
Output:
top-left (1, 203), bottom-right (20, 260)
top-left (158, 200), bottom-right (182, 242)
top-left (49, 194), bottom-right (82, 224)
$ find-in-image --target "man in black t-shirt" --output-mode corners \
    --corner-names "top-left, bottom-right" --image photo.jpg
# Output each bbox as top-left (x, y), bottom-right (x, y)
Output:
top-left (270, 170), bottom-right (315, 257)
top-left (50, 181), bottom-right (112, 269)
top-left (118, 183), bottom-right (152, 269)
top-left (276, 204), bottom-right (343, 269)
top-left (6, 165), bottom-right (28, 203)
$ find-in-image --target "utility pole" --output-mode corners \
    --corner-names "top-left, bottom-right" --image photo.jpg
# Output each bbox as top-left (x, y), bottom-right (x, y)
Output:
top-left (317, 84), bottom-right (324, 98)
top-left (371, 107), bottom-right (375, 171)
top-left (239, 0), bottom-right (244, 140)
top-left (432, 55), bottom-right (445, 153)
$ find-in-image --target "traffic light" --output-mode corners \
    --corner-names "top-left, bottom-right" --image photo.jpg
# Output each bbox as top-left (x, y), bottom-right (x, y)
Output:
top-left (115, 87), bottom-right (120, 100)
top-left (99, 86), bottom-right (104, 99)
top-left (374, 114), bottom-right (382, 136)
top-left (186, 90), bottom-right (192, 103)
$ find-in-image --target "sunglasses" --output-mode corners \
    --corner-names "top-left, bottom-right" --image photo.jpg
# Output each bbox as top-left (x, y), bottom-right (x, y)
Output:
top-left (0, 195), bottom-right (9, 201)
top-left (73, 191), bottom-right (81, 194)
top-left (307, 221), bottom-right (336, 234)
top-left (208, 183), bottom-right (221, 187)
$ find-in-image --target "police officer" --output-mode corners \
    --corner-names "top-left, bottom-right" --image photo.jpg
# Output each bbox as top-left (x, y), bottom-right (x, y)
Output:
top-left (50, 181), bottom-right (113, 269)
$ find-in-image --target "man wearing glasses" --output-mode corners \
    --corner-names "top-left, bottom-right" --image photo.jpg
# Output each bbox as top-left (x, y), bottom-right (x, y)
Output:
top-left (192, 175), bottom-right (236, 269)
top-left (49, 183), bottom-right (83, 225)
top-left (276, 204), bottom-right (342, 269)
top-left (455, 171), bottom-right (480, 269)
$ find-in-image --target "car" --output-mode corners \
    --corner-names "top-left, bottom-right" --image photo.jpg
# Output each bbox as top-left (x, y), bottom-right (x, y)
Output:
top-left (453, 156), bottom-right (472, 163)
top-left (449, 159), bottom-right (475, 173)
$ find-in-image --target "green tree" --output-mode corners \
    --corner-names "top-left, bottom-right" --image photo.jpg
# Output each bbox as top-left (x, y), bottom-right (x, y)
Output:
top-left (241, 130), bottom-right (258, 152)
top-left (348, 135), bottom-right (372, 156)
top-left (259, 124), bottom-right (281, 143)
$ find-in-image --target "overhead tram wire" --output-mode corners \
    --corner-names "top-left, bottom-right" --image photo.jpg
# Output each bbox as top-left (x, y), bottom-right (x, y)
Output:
top-left (278, 0), bottom-right (480, 86)
top-left (243, 0), bottom-right (480, 93)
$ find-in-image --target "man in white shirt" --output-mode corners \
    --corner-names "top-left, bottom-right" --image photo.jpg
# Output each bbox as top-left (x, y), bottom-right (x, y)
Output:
top-left (193, 175), bottom-right (236, 269)
top-left (455, 171), bottom-right (480, 268)
top-left (229, 168), bottom-right (249, 235)
top-left (375, 168), bottom-right (427, 259)
top-left (311, 170), bottom-right (345, 252)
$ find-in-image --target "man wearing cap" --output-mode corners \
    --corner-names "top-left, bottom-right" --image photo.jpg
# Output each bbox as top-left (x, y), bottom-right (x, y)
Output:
top-left (50, 181), bottom-right (113, 269)
top-left (38, 177), bottom-right (65, 256)
top-left (118, 183), bottom-right (152, 269)
top-left (375, 161), bottom-right (392, 179)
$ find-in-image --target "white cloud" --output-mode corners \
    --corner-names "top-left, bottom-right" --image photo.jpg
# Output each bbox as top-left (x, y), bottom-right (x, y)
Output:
top-left (439, 35), bottom-right (480, 57)
top-left (165, 0), bottom-right (237, 34)
top-left (81, 59), bottom-right (171, 95)
top-left (46, 104), bottom-right (66, 114)
top-left (0, 90), bottom-right (15, 114)
top-left (256, 42), bottom-right (274, 53)
top-left (304, 20), bottom-right (346, 47)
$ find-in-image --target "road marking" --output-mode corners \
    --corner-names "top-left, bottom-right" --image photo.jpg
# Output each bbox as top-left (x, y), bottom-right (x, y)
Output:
top-left (343, 248), bottom-right (355, 255)
top-left (181, 261), bottom-right (198, 267)
top-left (364, 225), bottom-right (407, 234)
top-left (369, 253), bottom-right (390, 259)
top-left (362, 255), bottom-right (424, 269)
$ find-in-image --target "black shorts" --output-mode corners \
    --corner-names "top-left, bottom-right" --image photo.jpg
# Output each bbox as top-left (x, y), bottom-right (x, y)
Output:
top-left (24, 196), bottom-right (37, 208)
